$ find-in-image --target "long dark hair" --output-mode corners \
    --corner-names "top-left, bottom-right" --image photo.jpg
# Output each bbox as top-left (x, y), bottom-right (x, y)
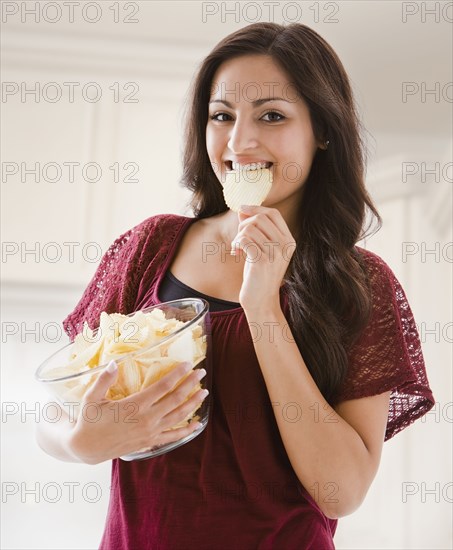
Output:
top-left (180, 22), bottom-right (381, 403)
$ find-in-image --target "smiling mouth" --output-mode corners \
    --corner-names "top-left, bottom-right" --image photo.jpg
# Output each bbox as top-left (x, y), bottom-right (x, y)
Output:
top-left (225, 161), bottom-right (273, 171)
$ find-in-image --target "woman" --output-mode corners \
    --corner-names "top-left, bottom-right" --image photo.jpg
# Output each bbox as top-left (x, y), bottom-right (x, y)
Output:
top-left (37, 23), bottom-right (435, 549)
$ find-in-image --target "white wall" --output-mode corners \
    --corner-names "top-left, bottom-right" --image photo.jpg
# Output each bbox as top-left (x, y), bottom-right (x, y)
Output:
top-left (2, 2), bottom-right (452, 548)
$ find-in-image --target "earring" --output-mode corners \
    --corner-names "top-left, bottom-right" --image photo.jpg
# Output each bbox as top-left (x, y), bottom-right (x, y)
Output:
top-left (325, 140), bottom-right (330, 149)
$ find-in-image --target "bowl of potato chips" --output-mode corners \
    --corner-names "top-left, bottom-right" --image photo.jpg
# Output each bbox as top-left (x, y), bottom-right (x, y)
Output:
top-left (35, 298), bottom-right (211, 461)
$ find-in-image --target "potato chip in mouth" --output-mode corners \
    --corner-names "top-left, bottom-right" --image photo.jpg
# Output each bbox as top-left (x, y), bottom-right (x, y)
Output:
top-left (222, 167), bottom-right (273, 212)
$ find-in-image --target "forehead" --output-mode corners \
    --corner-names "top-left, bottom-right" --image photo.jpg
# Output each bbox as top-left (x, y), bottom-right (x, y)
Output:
top-left (210, 55), bottom-right (293, 100)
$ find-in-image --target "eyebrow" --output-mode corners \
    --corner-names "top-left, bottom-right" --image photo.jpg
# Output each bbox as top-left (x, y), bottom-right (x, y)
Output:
top-left (208, 97), bottom-right (289, 107)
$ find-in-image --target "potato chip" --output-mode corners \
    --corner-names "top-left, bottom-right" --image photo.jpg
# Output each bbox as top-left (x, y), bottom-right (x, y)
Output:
top-left (166, 329), bottom-right (195, 363)
top-left (64, 337), bottom-right (104, 372)
top-left (121, 357), bottom-right (142, 395)
top-left (70, 321), bottom-right (99, 357)
top-left (53, 308), bottom-right (208, 430)
top-left (223, 168), bottom-right (272, 212)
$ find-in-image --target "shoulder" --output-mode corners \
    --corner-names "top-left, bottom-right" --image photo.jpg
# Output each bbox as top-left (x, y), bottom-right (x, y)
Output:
top-left (62, 213), bottom-right (194, 338)
top-left (355, 246), bottom-right (394, 278)
top-left (337, 247), bottom-right (435, 439)
top-left (95, 213), bottom-right (194, 275)
top-left (352, 246), bottom-right (412, 337)
top-left (130, 212), bottom-right (191, 237)
top-left (354, 246), bottom-right (400, 299)
top-left (118, 213), bottom-right (193, 250)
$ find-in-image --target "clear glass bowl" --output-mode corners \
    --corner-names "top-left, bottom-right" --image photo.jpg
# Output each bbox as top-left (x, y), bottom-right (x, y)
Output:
top-left (35, 299), bottom-right (211, 461)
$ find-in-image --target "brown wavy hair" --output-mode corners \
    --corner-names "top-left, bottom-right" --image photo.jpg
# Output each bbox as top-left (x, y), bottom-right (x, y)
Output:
top-left (180, 22), bottom-right (381, 403)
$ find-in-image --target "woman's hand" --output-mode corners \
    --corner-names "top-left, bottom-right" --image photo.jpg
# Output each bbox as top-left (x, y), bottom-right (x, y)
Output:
top-left (67, 361), bottom-right (208, 464)
top-left (231, 205), bottom-right (296, 314)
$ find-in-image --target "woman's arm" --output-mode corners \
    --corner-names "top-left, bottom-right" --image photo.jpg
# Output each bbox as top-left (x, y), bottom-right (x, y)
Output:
top-left (231, 205), bottom-right (400, 518)
top-left (36, 404), bottom-right (84, 463)
top-left (36, 361), bottom-right (208, 465)
top-left (244, 304), bottom-right (390, 520)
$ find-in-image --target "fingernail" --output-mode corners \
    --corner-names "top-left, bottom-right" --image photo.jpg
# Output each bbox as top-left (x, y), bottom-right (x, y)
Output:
top-left (192, 422), bottom-right (202, 430)
top-left (106, 360), bottom-right (117, 373)
top-left (200, 389), bottom-right (209, 399)
top-left (196, 368), bottom-right (207, 380)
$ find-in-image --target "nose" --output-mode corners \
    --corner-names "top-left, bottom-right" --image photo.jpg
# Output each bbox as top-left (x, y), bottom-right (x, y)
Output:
top-left (227, 116), bottom-right (260, 154)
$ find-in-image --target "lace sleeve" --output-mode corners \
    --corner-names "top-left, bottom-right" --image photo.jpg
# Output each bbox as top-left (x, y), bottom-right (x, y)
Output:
top-left (333, 248), bottom-right (435, 440)
top-left (62, 215), bottom-right (162, 341)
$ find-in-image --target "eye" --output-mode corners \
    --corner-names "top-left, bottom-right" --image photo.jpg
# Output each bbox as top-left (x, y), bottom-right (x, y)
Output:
top-left (262, 111), bottom-right (285, 122)
top-left (209, 112), bottom-right (233, 122)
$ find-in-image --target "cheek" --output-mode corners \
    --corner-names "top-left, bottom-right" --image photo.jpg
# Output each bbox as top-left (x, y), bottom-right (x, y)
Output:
top-left (282, 130), bottom-right (317, 160)
top-left (275, 133), bottom-right (318, 183)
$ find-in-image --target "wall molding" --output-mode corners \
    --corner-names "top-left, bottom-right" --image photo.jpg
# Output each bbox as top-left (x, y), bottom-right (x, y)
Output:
top-left (3, 25), bottom-right (207, 81)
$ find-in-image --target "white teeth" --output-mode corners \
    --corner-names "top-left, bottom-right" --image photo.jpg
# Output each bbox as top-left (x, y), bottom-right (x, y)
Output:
top-left (231, 161), bottom-right (270, 171)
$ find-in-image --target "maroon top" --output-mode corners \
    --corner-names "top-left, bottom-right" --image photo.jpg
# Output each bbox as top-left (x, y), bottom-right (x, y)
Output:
top-left (63, 213), bottom-right (435, 550)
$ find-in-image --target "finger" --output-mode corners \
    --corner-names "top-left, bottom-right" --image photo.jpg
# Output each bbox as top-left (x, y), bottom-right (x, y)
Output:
top-left (239, 205), bottom-right (290, 237)
top-left (233, 226), bottom-right (277, 259)
top-left (84, 360), bottom-right (118, 403)
top-left (156, 421), bottom-right (203, 446)
top-left (128, 361), bottom-right (195, 406)
top-left (170, 367), bottom-right (207, 398)
top-left (151, 368), bottom-right (207, 418)
top-left (158, 387), bottom-right (209, 429)
top-left (164, 422), bottom-right (203, 440)
top-left (237, 213), bottom-right (278, 242)
top-left (236, 224), bottom-right (268, 247)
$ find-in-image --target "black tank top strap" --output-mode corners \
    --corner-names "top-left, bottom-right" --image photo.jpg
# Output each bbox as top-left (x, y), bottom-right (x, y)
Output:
top-left (159, 270), bottom-right (240, 312)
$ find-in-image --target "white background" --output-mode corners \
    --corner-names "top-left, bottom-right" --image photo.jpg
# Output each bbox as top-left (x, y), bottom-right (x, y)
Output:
top-left (1, 1), bottom-right (452, 548)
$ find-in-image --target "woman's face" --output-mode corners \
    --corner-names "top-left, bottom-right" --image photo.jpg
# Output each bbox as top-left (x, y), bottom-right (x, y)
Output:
top-left (206, 54), bottom-right (323, 211)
